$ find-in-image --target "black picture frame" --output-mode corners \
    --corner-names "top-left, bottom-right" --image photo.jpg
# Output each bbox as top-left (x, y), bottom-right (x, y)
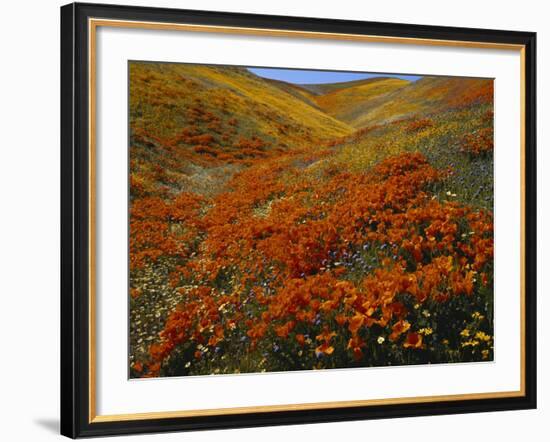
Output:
top-left (61, 2), bottom-right (537, 438)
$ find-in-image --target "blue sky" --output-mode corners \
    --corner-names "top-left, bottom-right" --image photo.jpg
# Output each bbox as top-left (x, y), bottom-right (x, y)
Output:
top-left (247, 67), bottom-right (421, 85)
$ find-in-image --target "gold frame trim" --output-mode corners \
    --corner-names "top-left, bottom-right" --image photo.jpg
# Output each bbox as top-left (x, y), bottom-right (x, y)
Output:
top-left (88, 18), bottom-right (527, 424)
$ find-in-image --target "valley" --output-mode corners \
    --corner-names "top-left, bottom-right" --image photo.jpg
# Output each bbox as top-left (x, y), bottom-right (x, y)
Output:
top-left (129, 62), bottom-right (494, 377)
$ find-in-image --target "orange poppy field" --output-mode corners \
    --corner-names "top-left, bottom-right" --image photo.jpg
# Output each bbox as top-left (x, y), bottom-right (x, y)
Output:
top-left (129, 62), bottom-right (494, 378)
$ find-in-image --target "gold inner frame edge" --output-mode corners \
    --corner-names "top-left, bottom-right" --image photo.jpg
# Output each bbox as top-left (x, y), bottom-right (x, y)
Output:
top-left (87, 17), bottom-right (527, 423)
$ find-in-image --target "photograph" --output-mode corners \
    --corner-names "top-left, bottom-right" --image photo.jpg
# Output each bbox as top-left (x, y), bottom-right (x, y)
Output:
top-left (128, 61), bottom-right (495, 379)
top-left (0, 0), bottom-right (543, 439)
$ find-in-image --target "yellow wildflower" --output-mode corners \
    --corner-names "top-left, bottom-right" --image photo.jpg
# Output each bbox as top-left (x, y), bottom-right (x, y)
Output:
top-left (461, 339), bottom-right (479, 347)
top-left (419, 327), bottom-right (433, 336)
top-left (475, 331), bottom-right (491, 342)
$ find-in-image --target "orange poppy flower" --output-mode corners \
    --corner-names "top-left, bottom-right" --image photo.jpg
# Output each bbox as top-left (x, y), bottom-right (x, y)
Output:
top-left (403, 332), bottom-right (423, 349)
top-left (389, 320), bottom-right (411, 342)
top-left (348, 313), bottom-right (365, 335)
top-left (275, 320), bottom-right (296, 338)
top-left (315, 342), bottom-right (334, 355)
top-left (335, 314), bottom-right (347, 326)
top-left (347, 336), bottom-right (365, 361)
top-left (316, 328), bottom-right (337, 342)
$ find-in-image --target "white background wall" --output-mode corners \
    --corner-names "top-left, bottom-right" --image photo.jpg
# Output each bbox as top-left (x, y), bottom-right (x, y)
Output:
top-left (0, 0), bottom-right (546, 440)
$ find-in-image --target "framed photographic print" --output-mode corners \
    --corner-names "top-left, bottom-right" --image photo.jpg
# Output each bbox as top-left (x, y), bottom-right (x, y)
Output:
top-left (60, 2), bottom-right (537, 438)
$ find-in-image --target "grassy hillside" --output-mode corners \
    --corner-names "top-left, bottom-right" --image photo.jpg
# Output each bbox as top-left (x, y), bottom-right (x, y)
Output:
top-left (129, 62), bottom-right (353, 197)
top-left (297, 77), bottom-right (399, 95)
top-left (264, 78), bottom-right (321, 108)
top-left (313, 77), bottom-right (410, 125)
top-left (349, 76), bottom-right (493, 128)
top-left (319, 104), bottom-right (494, 210)
top-left (317, 76), bottom-right (495, 211)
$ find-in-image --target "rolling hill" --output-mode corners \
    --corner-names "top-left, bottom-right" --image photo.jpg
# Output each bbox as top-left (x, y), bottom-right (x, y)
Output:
top-left (130, 62), bottom-right (352, 148)
top-left (129, 62), bottom-right (354, 196)
top-left (263, 78), bottom-right (321, 109)
top-left (129, 64), bottom-right (492, 199)
top-left (296, 77), bottom-right (400, 95)
top-left (347, 76), bottom-right (493, 128)
top-left (311, 77), bottom-right (411, 125)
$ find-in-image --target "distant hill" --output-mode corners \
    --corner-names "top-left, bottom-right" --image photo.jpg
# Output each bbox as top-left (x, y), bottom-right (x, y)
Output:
top-left (348, 76), bottom-right (493, 128)
top-left (310, 77), bottom-right (411, 126)
top-left (263, 78), bottom-right (321, 109)
top-left (296, 77), bottom-right (401, 95)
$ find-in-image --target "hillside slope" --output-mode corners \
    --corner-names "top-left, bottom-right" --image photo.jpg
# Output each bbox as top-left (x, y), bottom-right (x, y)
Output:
top-left (297, 77), bottom-right (399, 95)
top-left (264, 78), bottom-right (321, 109)
top-left (312, 77), bottom-right (410, 125)
top-left (130, 62), bottom-right (352, 145)
top-left (129, 62), bottom-right (354, 197)
top-left (349, 76), bottom-right (493, 128)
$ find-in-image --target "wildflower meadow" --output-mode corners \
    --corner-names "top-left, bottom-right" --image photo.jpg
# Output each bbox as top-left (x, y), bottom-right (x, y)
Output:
top-left (128, 62), bottom-right (494, 378)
